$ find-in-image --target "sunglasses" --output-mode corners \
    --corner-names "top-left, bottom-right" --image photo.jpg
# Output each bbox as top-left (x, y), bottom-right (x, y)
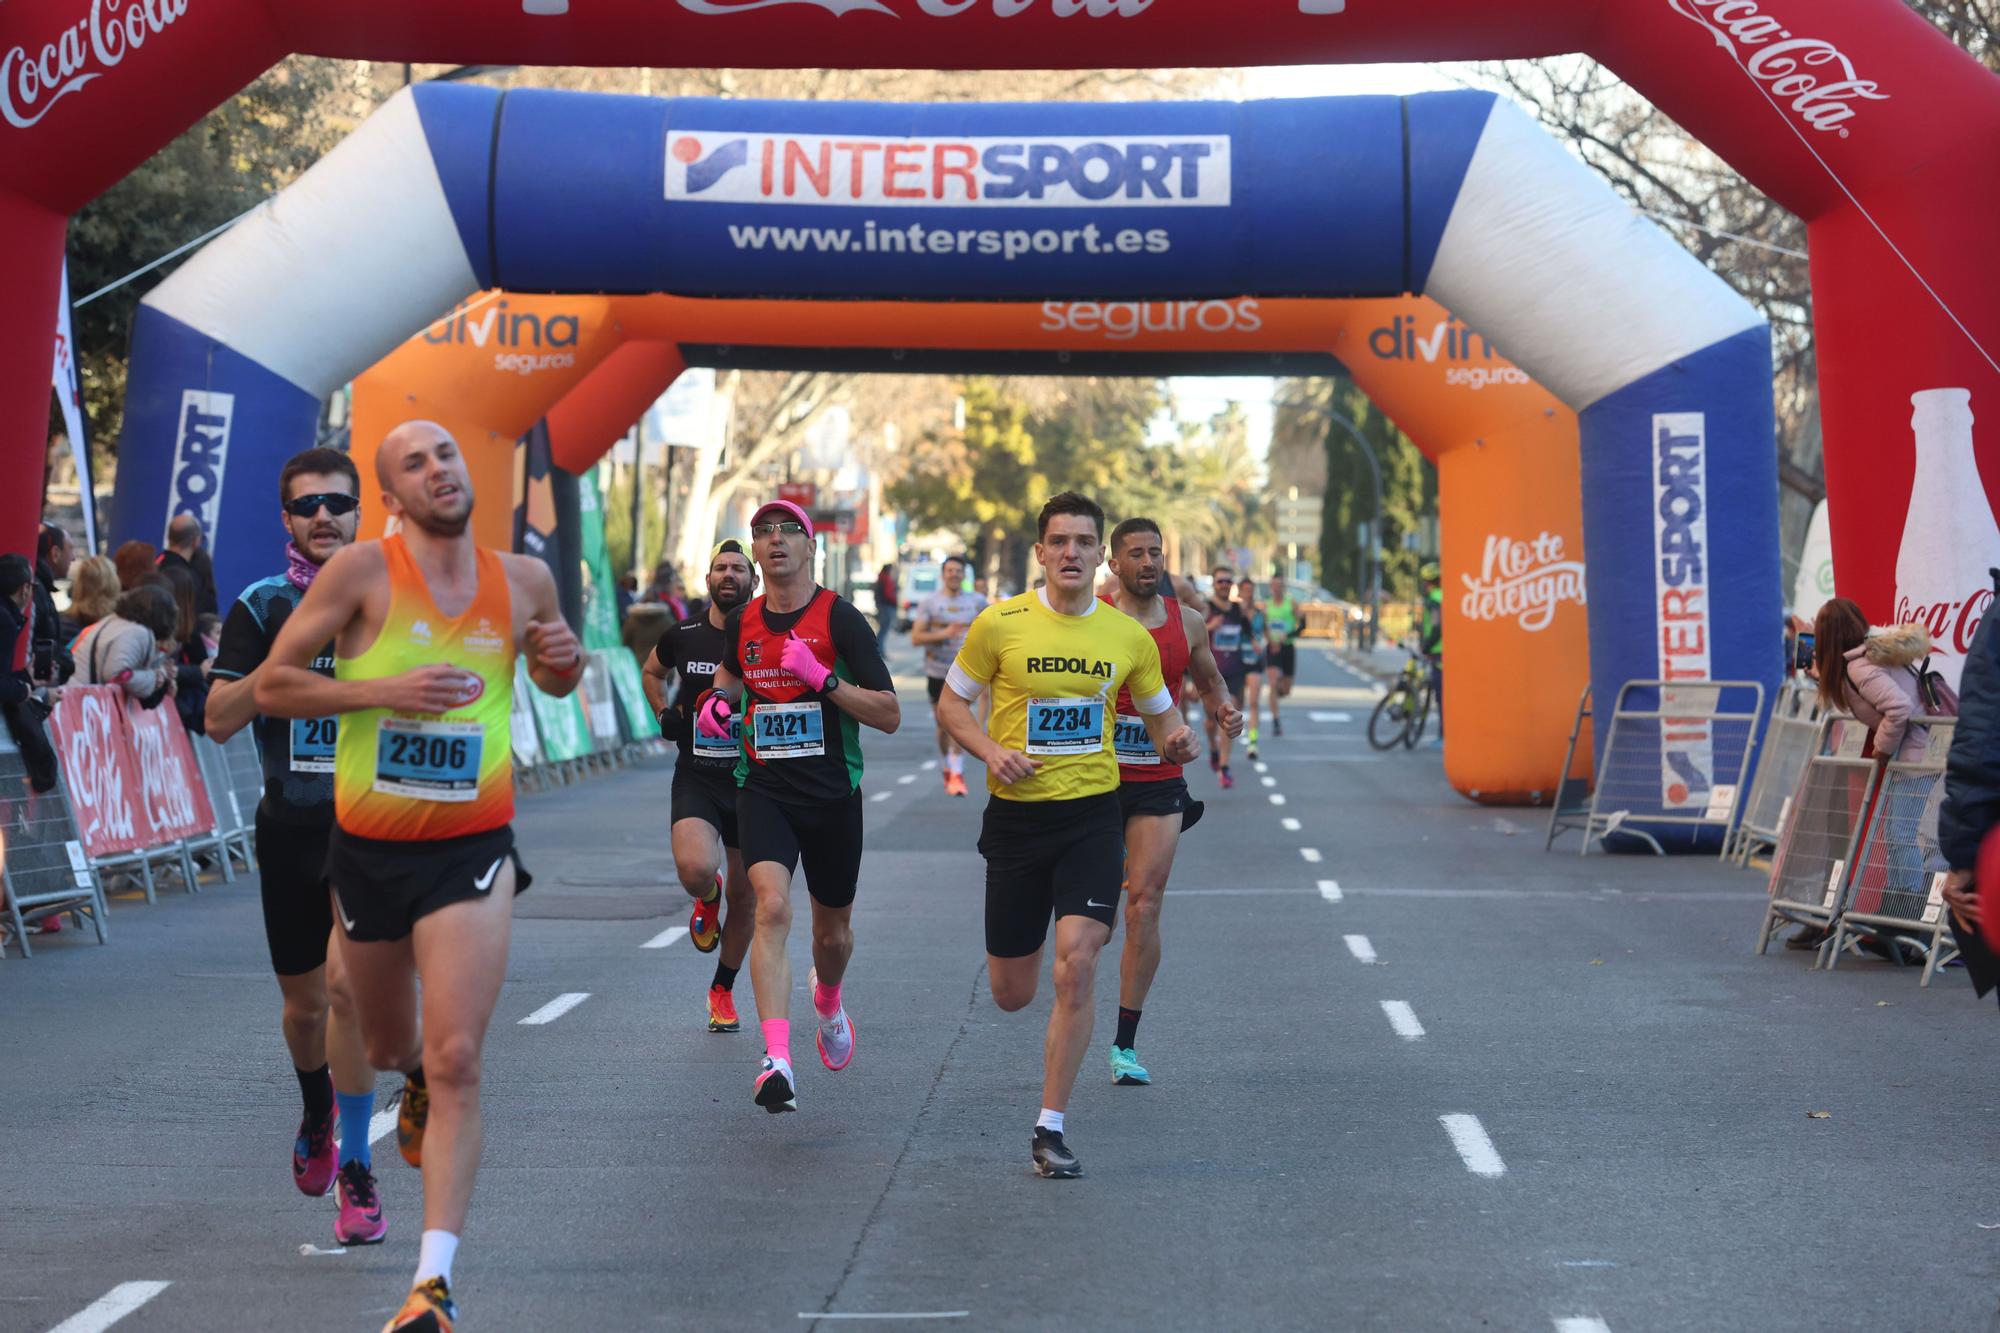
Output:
top-left (1213, 577), bottom-right (1234, 587)
top-left (285, 492), bottom-right (359, 518)
top-left (751, 520), bottom-right (809, 537)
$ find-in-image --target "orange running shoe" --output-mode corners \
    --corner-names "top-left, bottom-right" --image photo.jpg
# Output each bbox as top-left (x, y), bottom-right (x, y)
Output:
top-left (944, 770), bottom-right (968, 797)
top-left (707, 984), bottom-right (740, 1033)
top-left (397, 1073), bottom-right (428, 1170)
top-left (689, 873), bottom-right (722, 953)
top-left (381, 1278), bottom-right (455, 1332)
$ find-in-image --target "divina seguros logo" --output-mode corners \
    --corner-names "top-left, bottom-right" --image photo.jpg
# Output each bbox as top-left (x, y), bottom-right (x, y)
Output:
top-left (667, 130), bottom-right (1229, 208)
top-left (2, 0), bottom-right (190, 131)
top-left (425, 299), bottom-right (583, 376)
top-left (1038, 299), bottom-right (1263, 341)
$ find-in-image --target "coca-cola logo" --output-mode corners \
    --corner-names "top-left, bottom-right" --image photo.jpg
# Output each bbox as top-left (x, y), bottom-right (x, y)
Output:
top-left (676, 0), bottom-right (1154, 15)
top-left (2, 0), bottom-right (188, 131)
top-left (60, 692), bottom-right (134, 847)
top-left (1896, 589), bottom-right (1992, 656)
top-left (1459, 532), bottom-right (1586, 633)
top-left (1667, 0), bottom-right (1887, 137)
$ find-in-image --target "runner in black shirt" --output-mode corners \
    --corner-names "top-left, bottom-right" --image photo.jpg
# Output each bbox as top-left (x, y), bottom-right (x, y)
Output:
top-left (642, 541), bottom-right (758, 1033)
top-left (205, 446), bottom-right (395, 1248)
top-left (699, 500), bottom-right (899, 1113)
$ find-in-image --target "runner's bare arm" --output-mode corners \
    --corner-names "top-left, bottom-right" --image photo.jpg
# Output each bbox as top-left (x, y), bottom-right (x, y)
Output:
top-left (511, 558), bottom-right (583, 697)
top-left (256, 545), bottom-right (469, 718)
top-left (204, 670), bottom-right (260, 741)
top-left (937, 684), bottom-right (1037, 784)
top-left (1183, 604), bottom-right (1244, 738)
top-left (909, 614), bottom-right (945, 647)
top-left (640, 644), bottom-right (674, 715)
top-left (824, 674), bottom-right (900, 733)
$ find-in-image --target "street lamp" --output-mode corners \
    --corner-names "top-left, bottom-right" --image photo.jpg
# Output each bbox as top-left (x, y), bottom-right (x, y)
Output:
top-left (1322, 408), bottom-right (1384, 651)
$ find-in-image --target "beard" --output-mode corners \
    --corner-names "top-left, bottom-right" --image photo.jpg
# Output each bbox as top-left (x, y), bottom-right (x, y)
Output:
top-left (710, 581), bottom-right (749, 612)
top-left (410, 504), bottom-right (471, 538)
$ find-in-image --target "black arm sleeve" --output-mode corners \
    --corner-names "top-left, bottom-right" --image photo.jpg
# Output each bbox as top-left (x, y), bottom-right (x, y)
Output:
top-left (209, 599), bottom-right (265, 681)
top-left (830, 599), bottom-right (893, 693)
top-left (722, 607), bottom-right (743, 676)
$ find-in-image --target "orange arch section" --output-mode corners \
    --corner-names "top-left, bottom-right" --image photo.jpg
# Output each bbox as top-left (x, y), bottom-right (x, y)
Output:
top-left (351, 294), bottom-right (1585, 803)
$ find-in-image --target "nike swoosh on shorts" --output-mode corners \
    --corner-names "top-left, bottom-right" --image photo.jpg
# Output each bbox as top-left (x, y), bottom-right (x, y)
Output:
top-left (474, 857), bottom-right (504, 893)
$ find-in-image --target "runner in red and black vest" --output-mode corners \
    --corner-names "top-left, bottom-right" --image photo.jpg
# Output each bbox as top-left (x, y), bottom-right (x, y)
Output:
top-left (1100, 517), bottom-right (1243, 1087)
top-left (697, 499), bottom-right (901, 1115)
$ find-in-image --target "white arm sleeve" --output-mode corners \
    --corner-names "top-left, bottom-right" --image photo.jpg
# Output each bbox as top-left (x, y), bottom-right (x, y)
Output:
top-left (1134, 686), bottom-right (1175, 716)
top-left (946, 661), bottom-right (988, 702)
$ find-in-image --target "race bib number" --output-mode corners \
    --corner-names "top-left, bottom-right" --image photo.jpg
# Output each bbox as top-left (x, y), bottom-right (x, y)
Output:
top-left (1027, 697), bottom-right (1104, 756)
top-left (751, 702), bottom-right (825, 759)
top-left (1212, 624), bottom-right (1243, 654)
top-left (693, 713), bottom-right (742, 761)
top-left (1113, 713), bottom-right (1159, 766)
top-left (374, 717), bottom-right (483, 803)
top-left (290, 716), bottom-right (338, 774)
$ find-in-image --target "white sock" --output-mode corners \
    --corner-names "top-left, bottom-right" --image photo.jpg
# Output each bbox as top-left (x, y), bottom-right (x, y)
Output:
top-left (415, 1230), bottom-right (460, 1287)
top-left (1036, 1108), bottom-right (1065, 1134)
top-left (946, 751), bottom-right (963, 775)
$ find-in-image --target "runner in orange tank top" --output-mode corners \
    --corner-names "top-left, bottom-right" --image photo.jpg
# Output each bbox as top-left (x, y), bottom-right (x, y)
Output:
top-left (256, 421), bottom-right (582, 1333)
top-left (1101, 517), bottom-right (1242, 1088)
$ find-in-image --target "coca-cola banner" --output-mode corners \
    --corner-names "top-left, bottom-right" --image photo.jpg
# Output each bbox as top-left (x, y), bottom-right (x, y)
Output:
top-left (49, 684), bottom-right (145, 858)
top-left (46, 683), bottom-right (218, 859)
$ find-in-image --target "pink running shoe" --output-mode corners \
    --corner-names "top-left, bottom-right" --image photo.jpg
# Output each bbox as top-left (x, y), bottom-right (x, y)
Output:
top-left (333, 1160), bottom-right (387, 1245)
top-left (293, 1108), bottom-right (339, 1197)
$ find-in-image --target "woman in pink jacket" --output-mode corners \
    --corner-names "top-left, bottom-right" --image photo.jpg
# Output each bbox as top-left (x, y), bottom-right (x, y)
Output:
top-left (1815, 599), bottom-right (1936, 897)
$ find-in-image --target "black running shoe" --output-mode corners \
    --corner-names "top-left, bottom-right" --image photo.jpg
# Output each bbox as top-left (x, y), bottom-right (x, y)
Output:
top-left (1032, 1127), bottom-right (1081, 1179)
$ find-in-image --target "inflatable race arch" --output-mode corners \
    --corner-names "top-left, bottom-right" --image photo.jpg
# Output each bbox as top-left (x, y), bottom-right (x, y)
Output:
top-left (112, 85), bottom-right (1783, 785)
top-left (339, 290), bottom-right (1589, 804)
top-left (0, 0), bottom-right (1994, 653)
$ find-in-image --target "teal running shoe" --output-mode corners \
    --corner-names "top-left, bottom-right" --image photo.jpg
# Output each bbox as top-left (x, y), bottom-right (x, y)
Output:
top-left (1109, 1046), bottom-right (1151, 1086)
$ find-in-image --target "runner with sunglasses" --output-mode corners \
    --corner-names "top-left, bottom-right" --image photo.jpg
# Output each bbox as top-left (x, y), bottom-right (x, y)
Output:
top-left (696, 500), bottom-right (900, 1114)
top-left (206, 447), bottom-right (403, 1247)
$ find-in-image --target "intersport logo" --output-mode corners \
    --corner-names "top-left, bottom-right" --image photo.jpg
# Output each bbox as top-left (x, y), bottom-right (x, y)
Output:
top-left (2, 0), bottom-right (189, 131)
top-left (1667, 0), bottom-right (1887, 137)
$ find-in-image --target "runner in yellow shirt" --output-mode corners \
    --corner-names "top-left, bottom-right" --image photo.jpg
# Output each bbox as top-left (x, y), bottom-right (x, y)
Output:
top-left (936, 491), bottom-right (1198, 1179)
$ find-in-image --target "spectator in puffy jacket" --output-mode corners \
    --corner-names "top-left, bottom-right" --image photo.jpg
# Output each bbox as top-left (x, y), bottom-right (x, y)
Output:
top-left (1940, 570), bottom-right (2000, 986)
top-left (1817, 600), bottom-right (1937, 901)
top-left (0, 554), bottom-right (34, 709)
top-left (72, 583), bottom-right (179, 705)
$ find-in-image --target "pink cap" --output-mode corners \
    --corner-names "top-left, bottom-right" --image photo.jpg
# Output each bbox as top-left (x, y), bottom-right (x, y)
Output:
top-left (751, 499), bottom-right (815, 540)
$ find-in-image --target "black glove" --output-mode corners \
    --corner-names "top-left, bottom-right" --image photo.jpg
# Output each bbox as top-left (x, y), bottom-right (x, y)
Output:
top-left (657, 705), bottom-right (683, 742)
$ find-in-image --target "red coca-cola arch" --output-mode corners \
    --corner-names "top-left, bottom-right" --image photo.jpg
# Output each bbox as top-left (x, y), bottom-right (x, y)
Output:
top-left (0, 0), bottom-right (1995, 628)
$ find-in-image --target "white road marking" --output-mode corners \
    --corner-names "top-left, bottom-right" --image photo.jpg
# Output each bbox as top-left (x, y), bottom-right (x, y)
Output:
top-left (1318, 879), bottom-right (1342, 902)
top-left (1261, 775), bottom-right (1277, 787)
top-left (1281, 817), bottom-right (1301, 831)
top-left (1440, 1114), bottom-right (1506, 1177)
top-left (519, 992), bottom-right (591, 1026)
top-left (1301, 847), bottom-right (1322, 863)
top-left (1167, 887), bottom-right (1315, 896)
top-left (1270, 794), bottom-right (1287, 806)
top-left (1554, 1320), bottom-right (1612, 1333)
top-left (368, 1105), bottom-right (399, 1146)
top-left (801, 1316), bottom-right (971, 1322)
top-left (1343, 934), bottom-right (1377, 963)
top-left (898, 774), bottom-right (917, 785)
top-left (870, 791), bottom-right (893, 803)
top-left (1380, 1001), bottom-right (1425, 1039)
top-left (921, 760), bottom-right (939, 771)
top-left (47, 1283), bottom-right (172, 1333)
top-left (1309, 711), bottom-right (1353, 722)
top-left (642, 926), bottom-right (689, 950)
top-left (1253, 761), bottom-right (1269, 774)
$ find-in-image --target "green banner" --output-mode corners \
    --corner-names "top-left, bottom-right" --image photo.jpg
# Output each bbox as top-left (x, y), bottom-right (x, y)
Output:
top-left (601, 650), bottom-right (657, 742)
top-left (577, 468), bottom-right (623, 652)
top-left (524, 662), bottom-right (592, 763)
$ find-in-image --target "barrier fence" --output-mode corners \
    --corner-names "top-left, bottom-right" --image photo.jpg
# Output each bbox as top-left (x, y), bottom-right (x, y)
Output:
top-left (1543, 684), bottom-right (1593, 851)
top-left (6, 650), bottom-right (667, 959)
top-left (1727, 677), bottom-right (1823, 866)
top-left (1580, 679), bottom-right (1766, 856)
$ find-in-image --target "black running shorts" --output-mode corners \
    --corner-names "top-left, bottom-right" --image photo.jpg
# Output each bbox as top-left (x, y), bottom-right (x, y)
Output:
top-left (1117, 776), bottom-right (1204, 831)
top-left (927, 675), bottom-right (948, 705)
top-left (326, 823), bottom-right (531, 944)
top-left (1219, 669), bottom-right (1248, 704)
top-left (1273, 642), bottom-right (1297, 677)
top-left (737, 786), bottom-right (865, 910)
top-left (671, 768), bottom-right (740, 850)
top-left (256, 809), bottom-right (333, 977)
top-left (978, 791), bottom-right (1123, 959)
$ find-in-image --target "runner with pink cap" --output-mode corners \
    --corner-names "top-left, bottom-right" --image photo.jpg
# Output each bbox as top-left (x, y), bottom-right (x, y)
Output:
top-left (697, 498), bottom-right (901, 1113)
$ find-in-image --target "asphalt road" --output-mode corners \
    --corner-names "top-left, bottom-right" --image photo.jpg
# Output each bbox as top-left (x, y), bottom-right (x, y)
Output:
top-left (6, 639), bottom-right (2000, 1332)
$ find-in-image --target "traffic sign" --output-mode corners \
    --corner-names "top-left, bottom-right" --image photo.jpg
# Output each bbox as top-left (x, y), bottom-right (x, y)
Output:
top-left (1276, 495), bottom-right (1322, 547)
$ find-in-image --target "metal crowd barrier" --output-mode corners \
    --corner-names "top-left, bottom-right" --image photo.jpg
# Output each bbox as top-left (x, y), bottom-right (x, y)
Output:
top-left (191, 732), bottom-right (258, 877)
top-left (1544, 684), bottom-right (1594, 851)
top-left (1753, 712), bottom-right (1884, 957)
top-left (1824, 716), bottom-right (1959, 985)
top-left (1581, 679), bottom-right (1766, 856)
top-left (0, 725), bottom-right (110, 958)
top-left (1728, 677), bottom-right (1824, 866)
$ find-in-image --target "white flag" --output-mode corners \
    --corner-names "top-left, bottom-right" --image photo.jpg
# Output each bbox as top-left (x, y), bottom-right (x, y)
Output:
top-left (52, 259), bottom-right (96, 551)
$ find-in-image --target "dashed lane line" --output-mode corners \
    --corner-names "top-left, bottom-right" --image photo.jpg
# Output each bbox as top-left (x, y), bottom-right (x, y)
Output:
top-left (921, 760), bottom-right (939, 771)
top-left (1440, 1114), bottom-right (1506, 1177)
top-left (1380, 1001), bottom-right (1425, 1040)
top-left (1555, 1319), bottom-right (1612, 1333)
top-left (47, 1282), bottom-right (172, 1333)
top-left (898, 774), bottom-right (917, 785)
top-left (1261, 776), bottom-right (1277, 787)
top-left (1253, 761), bottom-right (1269, 774)
top-left (1281, 817), bottom-right (1301, 831)
top-left (870, 792), bottom-right (893, 803)
top-left (641, 926), bottom-right (689, 950)
top-left (1300, 847), bottom-right (1322, 863)
top-left (801, 1316), bottom-right (970, 1322)
top-left (1344, 934), bottom-right (1377, 963)
top-left (1270, 794), bottom-right (1287, 806)
top-left (518, 992), bottom-right (591, 1026)
top-left (1318, 879), bottom-right (1342, 902)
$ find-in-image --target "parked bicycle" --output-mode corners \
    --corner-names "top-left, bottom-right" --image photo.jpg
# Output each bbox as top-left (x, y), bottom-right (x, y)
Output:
top-left (1368, 645), bottom-right (1437, 750)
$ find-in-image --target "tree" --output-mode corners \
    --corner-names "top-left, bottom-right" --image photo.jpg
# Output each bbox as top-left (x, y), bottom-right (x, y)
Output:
top-left (1270, 378), bottom-right (1435, 601)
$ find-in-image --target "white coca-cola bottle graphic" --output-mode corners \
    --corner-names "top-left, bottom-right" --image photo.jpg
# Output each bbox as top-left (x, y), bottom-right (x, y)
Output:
top-left (1894, 388), bottom-right (1997, 689)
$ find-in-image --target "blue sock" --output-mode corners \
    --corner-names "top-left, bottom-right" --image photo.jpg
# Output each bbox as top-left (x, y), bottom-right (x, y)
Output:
top-left (336, 1091), bottom-right (375, 1171)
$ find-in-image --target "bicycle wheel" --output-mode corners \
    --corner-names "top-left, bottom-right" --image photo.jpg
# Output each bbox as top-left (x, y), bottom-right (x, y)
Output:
top-left (1403, 683), bottom-right (1432, 748)
top-left (1368, 687), bottom-right (1412, 750)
